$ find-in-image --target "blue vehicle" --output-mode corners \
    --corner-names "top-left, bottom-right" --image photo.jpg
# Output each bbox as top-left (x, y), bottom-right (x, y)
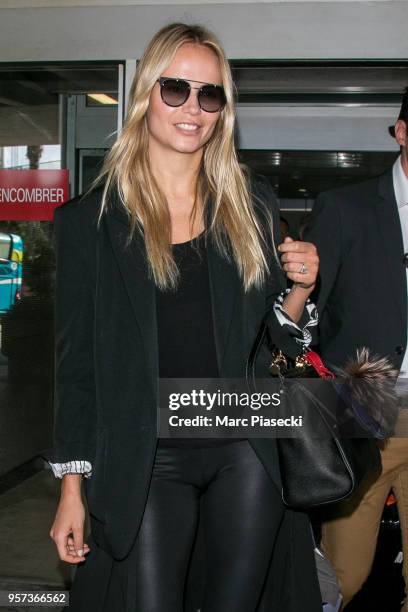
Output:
top-left (0, 233), bottom-right (23, 313)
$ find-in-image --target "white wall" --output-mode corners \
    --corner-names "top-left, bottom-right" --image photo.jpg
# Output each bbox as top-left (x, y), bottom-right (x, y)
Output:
top-left (237, 105), bottom-right (400, 151)
top-left (0, 0), bottom-right (402, 5)
top-left (0, 1), bottom-right (405, 152)
top-left (0, 1), bottom-right (407, 62)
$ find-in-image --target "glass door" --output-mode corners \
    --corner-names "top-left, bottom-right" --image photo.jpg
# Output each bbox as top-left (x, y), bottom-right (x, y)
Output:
top-left (0, 61), bottom-right (123, 476)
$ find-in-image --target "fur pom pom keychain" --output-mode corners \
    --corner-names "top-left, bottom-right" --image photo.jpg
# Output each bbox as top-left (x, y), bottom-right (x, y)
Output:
top-left (305, 347), bottom-right (399, 439)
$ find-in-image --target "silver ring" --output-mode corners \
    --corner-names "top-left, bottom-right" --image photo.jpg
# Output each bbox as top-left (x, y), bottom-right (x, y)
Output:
top-left (299, 263), bottom-right (308, 275)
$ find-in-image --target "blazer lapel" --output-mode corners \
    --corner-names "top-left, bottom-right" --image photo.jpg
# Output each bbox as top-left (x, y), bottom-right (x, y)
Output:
top-left (105, 193), bottom-right (242, 378)
top-left (105, 200), bottom-right (159, 382)
top-left (206, 234), bottom-right (242, 374)
top-left (376, 170), bottom-right (407, 325)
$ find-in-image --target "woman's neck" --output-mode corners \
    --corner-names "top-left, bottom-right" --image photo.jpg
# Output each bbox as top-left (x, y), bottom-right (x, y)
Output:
top-left (149, 143), bottom-right (202, 202)
top-left (149, 143), bottom-right (204, 243)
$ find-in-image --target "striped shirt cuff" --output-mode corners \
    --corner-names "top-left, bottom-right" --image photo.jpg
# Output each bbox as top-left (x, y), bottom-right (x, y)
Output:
top-left (48, 460), bottom-right (93, 479)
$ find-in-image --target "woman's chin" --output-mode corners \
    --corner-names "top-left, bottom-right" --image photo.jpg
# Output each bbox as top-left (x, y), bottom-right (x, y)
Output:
top-left (170, 140), bottom-right (206, 155)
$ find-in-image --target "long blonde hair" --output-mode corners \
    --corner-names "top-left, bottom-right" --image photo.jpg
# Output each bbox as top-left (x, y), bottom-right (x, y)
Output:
top-left (96, 22), bottom-right (271, 291)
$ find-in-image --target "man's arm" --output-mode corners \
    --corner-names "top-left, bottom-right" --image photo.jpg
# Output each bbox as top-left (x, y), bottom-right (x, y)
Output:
top-left (303, 192), bottom-right (342, 315)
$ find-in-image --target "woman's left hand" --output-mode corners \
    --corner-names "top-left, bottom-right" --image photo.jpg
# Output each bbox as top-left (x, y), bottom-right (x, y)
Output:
top-left (278, 237), bottom-right (319, 291)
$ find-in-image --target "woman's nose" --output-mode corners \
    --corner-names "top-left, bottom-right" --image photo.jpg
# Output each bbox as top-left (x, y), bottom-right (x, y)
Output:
top-left (182, 88), bottom-right (201, 115)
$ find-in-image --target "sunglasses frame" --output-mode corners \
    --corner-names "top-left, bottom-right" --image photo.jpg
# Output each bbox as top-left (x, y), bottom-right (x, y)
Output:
top-left (157, 77), bottom-right (226, 113)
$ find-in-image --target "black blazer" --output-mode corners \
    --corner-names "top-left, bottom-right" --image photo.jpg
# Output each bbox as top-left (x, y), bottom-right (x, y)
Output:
top-left (48, 177), bottom-right (321, 610)
top-left (304, 169), bottom-right (407, 370)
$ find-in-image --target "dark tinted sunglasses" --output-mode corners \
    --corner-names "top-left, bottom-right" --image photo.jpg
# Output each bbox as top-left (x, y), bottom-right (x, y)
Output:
top-left (157, 77), bottom-right (226, 113)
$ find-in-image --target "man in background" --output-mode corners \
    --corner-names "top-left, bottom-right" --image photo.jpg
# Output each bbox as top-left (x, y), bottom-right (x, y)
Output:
top-left (304, 88), bottom-right (408, 610)
top-left (280, 215), bottom-right (291, 241)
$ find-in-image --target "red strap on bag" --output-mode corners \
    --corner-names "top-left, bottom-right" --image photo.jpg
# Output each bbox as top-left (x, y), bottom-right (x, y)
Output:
top-left (304, 351), bottom-right (335, 380)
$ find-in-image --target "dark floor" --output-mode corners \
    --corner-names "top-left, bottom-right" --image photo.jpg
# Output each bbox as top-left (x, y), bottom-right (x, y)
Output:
top-left (0, 468), bottom-right (71, 612)
top-left (345, 502), bottom-right (405, 612)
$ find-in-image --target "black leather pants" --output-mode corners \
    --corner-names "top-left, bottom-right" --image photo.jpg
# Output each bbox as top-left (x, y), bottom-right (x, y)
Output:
top-left (113, 440), bottom-right (284, 612)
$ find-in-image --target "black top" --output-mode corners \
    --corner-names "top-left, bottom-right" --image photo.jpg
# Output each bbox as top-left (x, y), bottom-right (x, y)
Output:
top-left (156, 232), bottom-right (243, 447)
top-left (156, 232), bottom-right (219, 379)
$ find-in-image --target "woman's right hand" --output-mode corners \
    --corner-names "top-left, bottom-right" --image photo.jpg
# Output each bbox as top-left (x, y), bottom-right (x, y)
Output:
top-left (50, 475), bottom-right (90, 564)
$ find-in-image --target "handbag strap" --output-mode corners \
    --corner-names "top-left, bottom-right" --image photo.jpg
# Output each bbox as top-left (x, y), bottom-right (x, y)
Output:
top-left (246, 318), bottom-right (269, 386)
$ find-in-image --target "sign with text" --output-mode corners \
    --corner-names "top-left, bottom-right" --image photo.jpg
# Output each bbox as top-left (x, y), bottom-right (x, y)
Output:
top-left (0, 170), bottom-right (69, 221)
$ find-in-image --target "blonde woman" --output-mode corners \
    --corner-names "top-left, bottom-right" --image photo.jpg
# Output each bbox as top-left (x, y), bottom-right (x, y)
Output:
top-left (48, 23), bottom-right (321, 611)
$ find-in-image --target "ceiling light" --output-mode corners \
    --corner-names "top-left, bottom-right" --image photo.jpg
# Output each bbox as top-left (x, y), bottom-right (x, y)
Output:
top-left (87, 93), bottom-right (118, 105)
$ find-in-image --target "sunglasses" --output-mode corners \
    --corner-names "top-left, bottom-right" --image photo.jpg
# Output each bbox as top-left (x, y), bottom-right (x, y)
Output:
top-left (157, 77), bottom-right (226, 113)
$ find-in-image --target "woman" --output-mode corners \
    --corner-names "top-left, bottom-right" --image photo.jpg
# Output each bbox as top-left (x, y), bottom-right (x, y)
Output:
top-left (48, 23), bottom-right (321, 611)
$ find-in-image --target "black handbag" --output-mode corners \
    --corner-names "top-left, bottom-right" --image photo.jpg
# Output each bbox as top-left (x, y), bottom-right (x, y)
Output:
top-left (246, 317), bottom-right (398, 509)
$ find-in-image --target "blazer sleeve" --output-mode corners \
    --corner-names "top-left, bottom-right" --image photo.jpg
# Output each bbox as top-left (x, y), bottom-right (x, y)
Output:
top-left (46, 203), bottom-right (97, 468)
top-left (303, 192), bottom-right (342, 315)
top-left (249, 173), bottom-right (286, 300)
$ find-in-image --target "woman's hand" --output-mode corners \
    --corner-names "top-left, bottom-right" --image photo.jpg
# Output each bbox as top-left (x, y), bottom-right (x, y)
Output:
top-left (50, 476), bottom-right (90, 564)
top-left (277, 236), bottom-right (319, 323)
top-left (278, 236), bottom-right (319, 291)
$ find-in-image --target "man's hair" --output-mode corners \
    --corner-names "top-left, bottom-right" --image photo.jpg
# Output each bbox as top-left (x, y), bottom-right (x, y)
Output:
top-left (398, 86), bottom-right (408, 123)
